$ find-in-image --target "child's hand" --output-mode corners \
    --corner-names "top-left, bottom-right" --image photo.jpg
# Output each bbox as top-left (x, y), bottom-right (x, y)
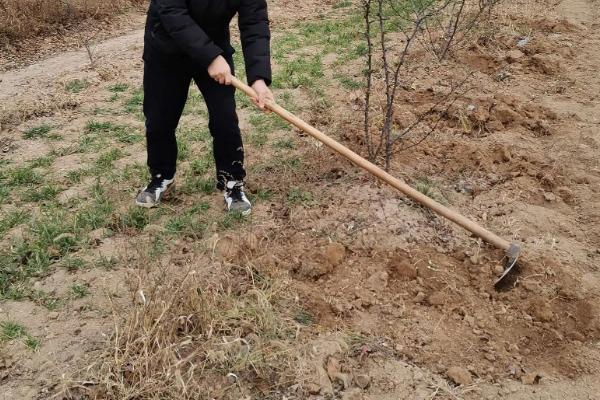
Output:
top-left (251, 79), bottom-right (274, 112)
top-left (208, 56), bottom-right (233, 85)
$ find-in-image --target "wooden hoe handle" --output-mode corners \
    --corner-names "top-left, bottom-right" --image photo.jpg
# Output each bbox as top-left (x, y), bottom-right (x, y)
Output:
top-left (231, 77), bottom-right (512, 252)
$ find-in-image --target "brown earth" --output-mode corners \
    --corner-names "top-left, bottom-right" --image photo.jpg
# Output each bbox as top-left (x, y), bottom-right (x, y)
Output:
top-left (1, 0), bottom-right (600, 399)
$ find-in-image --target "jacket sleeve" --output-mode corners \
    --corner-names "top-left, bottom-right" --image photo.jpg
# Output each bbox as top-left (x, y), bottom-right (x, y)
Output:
top-left (155, 0), bottom-right (223, 68)
top-left (238, 0), bottom-right (272, 85)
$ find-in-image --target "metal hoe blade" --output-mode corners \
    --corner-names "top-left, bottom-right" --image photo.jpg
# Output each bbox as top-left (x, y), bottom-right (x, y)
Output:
top-left (494, 243), bottom-right (521, 290)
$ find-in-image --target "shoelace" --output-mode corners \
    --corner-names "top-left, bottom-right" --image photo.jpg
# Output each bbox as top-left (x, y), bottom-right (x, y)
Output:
top-left (226, 183), bottom-right (245, 201)
top-left (146, 175), bottom-right (167, 193)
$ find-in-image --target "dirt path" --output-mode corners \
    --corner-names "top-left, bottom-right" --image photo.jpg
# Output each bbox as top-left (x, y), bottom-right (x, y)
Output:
top-left (0, 31), bottom-right (144, 104)
top-left (1, 0), bottom-right (599, 399)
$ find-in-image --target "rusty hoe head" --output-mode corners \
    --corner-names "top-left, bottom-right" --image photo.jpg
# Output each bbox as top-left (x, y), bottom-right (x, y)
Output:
top-left (494, 243), bottom-right (521, 290)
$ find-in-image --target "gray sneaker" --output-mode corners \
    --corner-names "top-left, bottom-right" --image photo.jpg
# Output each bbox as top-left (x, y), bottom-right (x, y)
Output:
top-left (224, 181), bottom-right (252, 215)
top-left (135, 174), bottom-right (175, 208)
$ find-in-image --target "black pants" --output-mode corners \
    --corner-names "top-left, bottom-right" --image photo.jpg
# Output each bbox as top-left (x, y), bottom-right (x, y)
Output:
top-left (143, 44), bottom-right (245, 189)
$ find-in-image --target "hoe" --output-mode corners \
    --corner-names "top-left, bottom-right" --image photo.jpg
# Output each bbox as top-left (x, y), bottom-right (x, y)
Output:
top-left (232, 77), bottom-right (521, 289)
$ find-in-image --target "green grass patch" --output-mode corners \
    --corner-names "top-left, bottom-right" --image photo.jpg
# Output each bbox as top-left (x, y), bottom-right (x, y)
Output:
top-left (178, 124), bottom-right (211, 143)
top-left (294, 310), bottom-right (314, 325)
top-left (85, 120), bottom-right (142, 144)
top-left (5, 165), bottom-right (41, 188)
top-left (119, 206), bottom-right (150, 231)
top-left (23, 124), bottom-right (54, 139)
top-left (65, 79), bottom-right (90, 94)
top-left (66, 168), bottom-right (89, 184)
top-left (70, 284), bottom-right (90, 299)
top-left (219, 211), bottom-right (247, 230)
top-left (190, 157), bottom-right (214, 176)
top-left (0, 210), bottom-right (28, 237)
top-left (251, 112), bottom-right (289, 132)
top-left (288, 188), bottom-right (314, 206)
top-left (0, 204), bottom-right (94, 298)
top-left (273, 138), bottom-right (295, 149)
top-left (29, 155), bottom-right (56, 168)
top-left (177, 140), bottom-right (190, 161)
top-left (183, 88), bottom-right (208, 116)
top-left (414, 178), bottom-right (445, 203)
top-left (252, 188), bottom-right (273, 202)
top-left (62, 257), bottom-right (87, 272)
top-left (272, 54), bottom-right (324, 89)
top-left (333, 0), bottom-right (352, 8)
top-left (94, 148), bottom-right (126, 172)
top-left (75, 200), bottom-right (114, 232)
top-left (124, 88), bottom-right (144, 114)
top-left (0, 321), bottom-right (40, 351)
top-left (109, 83), bottom-right (129, 93)
top-left (336, 74), bottom-right (364, 90)
top-left (95, 255), bottom-right (118, 270)
top-left (21, 185), bottom-right (60, 203)
top-left (180, 175), bottom-right (216, 195)
top-left (24, 336), bottom-right (41, 351)
top-left (1, 321), bottom-right (27, 340)
top-left (32, 290), bottom-right (62, 311)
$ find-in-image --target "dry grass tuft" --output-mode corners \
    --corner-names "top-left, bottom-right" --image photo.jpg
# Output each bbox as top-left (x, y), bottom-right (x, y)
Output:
top-left (0, 0), bottom-right (144, 44)
top-left (73, 252), bottom-right (304, 399)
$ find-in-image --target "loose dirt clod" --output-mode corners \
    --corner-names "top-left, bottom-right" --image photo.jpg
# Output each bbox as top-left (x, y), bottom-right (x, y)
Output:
top-left (367, 271), bottom-right (389, 291)
top-left (529, 299), bottom-right (554, 322)
top-left (324, 242), bottom-right (346, 266)
top-left (426, 291), bottom-right (446, 306)
top-left (521, 372), bottom-right (542, 385)
top-left (447, 366), bottom-right (473, 386)
top-left (388, 255), bottom-right (417, 280)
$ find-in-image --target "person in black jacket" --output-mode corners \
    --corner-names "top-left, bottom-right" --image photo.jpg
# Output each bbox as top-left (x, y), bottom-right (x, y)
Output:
top-left (135, 0), bottom-right (274, 216)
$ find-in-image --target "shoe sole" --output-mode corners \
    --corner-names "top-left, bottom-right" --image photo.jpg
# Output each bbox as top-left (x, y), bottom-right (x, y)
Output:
top-left (135, 200), bottom-right (158, 209)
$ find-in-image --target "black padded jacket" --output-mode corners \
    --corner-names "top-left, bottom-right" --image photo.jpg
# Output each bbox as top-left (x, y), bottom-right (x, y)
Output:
top-left (146, 0), bottom-right (271, 85)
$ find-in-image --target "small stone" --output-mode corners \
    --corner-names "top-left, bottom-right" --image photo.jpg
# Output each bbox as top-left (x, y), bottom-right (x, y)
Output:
top-left (543, 192), bottom-right (557, 202)
top-left (493, 264), bottom-right (505, 275)
top-left (464, 315), bottom-right (475, 327)
top-left (414, 291), bottom-right (426, 303)
top-left (521, 372), bottom-right (541, 385)
top-left (447, 366), bottom-right (473, 386)
top-left (506, 49), bottom-right (525, 63)
top-left (353, 373), bottom-right (371, 389)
